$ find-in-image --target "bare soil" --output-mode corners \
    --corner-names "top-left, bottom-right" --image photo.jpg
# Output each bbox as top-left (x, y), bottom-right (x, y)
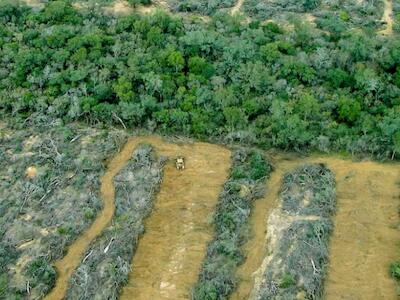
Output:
top-left (322, 158), bottom-right (400, 300)
top-left (104, 0), bottom-right (134, 15)
top-left (120, 137), bottom-right (230, 299)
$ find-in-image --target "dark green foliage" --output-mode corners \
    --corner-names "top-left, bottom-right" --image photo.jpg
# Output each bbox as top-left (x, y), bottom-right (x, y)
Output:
top-left (128, 0), bottom-right (152, 6)
top-left (192, 150), bottom-right (271, 299)
top-left (26, 257), bottom-right (56, 289)
top-left (390, 261), bottom-right (400, 280)
top-left (0, 2), bottom-right (400, 159)
top-left (172, 0), bottom-right (236, 15)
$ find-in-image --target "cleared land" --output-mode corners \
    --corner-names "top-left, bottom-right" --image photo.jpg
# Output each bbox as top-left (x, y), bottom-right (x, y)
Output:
top-left (323, 158), bottom-right (400, 300)
top-left (2, 123), bottom-right (399, 299)
top-left (118, 137), bottom-right (231, 299)
top-left (232, 155), bottom-right (400, 300)
top-left (0, 122), bottom-right (128, 298)
top-left (43, 136), bottom-right (230, 299)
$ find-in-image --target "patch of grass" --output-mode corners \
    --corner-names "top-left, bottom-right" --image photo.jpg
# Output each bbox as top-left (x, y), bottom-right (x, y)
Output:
top-left (390, 261), bottom-right (400, 280)
top-left (279, 273), bottom-right (296, 288)
top-left (192, 149), bottom-right (272, 300)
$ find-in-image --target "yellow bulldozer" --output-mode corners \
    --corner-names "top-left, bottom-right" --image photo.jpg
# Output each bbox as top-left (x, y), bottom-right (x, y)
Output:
top-left (175, 156), bottom-right (185, 170)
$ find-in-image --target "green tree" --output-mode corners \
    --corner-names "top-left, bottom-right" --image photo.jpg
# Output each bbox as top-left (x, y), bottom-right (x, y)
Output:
top-left (168, 51), bottom-right (185, 72)
top-left (113, 76), bottom-right (135, 102)
top-left (337, 96), bottom-right (361, 124)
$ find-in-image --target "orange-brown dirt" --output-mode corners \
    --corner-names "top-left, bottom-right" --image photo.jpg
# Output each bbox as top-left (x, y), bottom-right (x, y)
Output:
top-left (120, 137), bottom-right (230, 299)
top-left (322, 158), bottom-right (400, 300)
top-left (44, 136), bottom-right (230, 300)
top-left (231, 159), bottom-right (300, 300)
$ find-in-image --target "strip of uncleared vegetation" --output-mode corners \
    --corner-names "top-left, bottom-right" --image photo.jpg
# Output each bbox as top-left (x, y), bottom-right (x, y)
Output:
top-left (0, 120), bottom-right (127, 299)
top-left (66, 144), bottom-right (164, 299)
top-left (192, 149), bottom-right (271, 299)
top-left (252, 164), bottom-right (336, 300)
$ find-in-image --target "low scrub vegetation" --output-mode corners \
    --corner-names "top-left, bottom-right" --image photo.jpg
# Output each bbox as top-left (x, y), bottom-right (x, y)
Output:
top-left (192, 149), bottom-right (271, 299)
top-left (254, 164), bottom-right (336, 300)
top-left (243, 0), bottom-right (384, 29)
top-left (66, 144), bottom-right (164, 299)
top-left (170, 0), bottom-right (236, 15)
top-left (0, 119), bottom-right (127, 298)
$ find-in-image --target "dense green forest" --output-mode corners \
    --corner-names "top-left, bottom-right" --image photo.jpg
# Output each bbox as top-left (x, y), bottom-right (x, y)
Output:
top-left (1, 0), bottom-right (400, 159)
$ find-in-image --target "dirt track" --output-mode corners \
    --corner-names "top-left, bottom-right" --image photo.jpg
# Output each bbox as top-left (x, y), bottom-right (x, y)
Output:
top-left (231, 0), bottom-right (244, 14)
top-left (44, 138), bottom-right (141, 300)
top-left (45, 136), bottom-right (230, 300)
top-left (380, 0), bottom-right (393, 35)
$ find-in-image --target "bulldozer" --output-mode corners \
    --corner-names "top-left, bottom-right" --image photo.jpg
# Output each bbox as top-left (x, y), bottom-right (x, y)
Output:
top-left (175, 156), bottom-right (185, 170)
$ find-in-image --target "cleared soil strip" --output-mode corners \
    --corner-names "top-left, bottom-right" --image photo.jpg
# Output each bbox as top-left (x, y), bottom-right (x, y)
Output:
top-left (119, 137), bottom-right (230, 300)
top-left (231, 158), bottom-right (302, 300)
top-left (322, 158), bottom-right (400, 300)
top-left (45, 139), bottom-right (142, 300)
